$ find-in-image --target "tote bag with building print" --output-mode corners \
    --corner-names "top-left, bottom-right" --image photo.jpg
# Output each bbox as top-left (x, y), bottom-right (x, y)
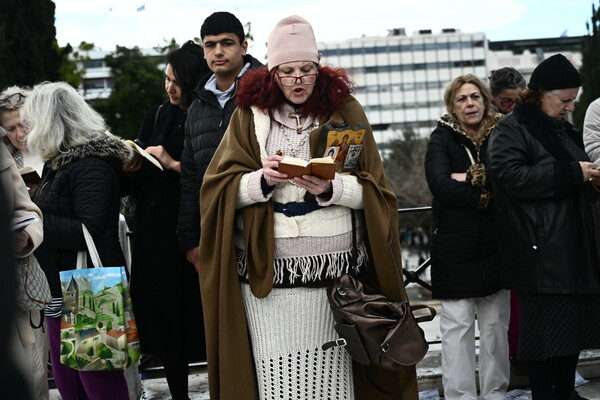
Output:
top-left (59, 224), bottom-right (141, 371)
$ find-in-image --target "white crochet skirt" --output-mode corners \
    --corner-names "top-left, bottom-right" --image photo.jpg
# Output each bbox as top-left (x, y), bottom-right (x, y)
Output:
top-left (241, 283), bottom-right (355, 400)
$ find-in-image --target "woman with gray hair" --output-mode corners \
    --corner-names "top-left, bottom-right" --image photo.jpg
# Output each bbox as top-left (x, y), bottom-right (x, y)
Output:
top-left (0, 86), bottom-right (44, 182)
top-left (488, 54), bottom-right (600, 400)
top-left (23, 81), bottom-right (132, 400)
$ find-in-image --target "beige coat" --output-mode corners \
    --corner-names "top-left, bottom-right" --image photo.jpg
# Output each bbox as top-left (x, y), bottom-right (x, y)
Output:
top-left (1, 141), bottom-right (43, 347)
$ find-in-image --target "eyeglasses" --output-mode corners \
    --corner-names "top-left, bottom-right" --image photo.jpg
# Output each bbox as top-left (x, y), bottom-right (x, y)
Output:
top-left (0, 93), bottom-right (25, 105)
top-left (497, 98), bottom-right (517, 107)
top-left (276, 72), bottom-right (318, 87)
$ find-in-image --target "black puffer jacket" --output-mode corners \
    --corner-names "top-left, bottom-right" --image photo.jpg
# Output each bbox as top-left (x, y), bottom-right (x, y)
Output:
top-left (488, 103), bottom-right (600, 294)
top-left (33, 135), bottom-right (132, 297)
top-left (425, 114), bottom-right (503, 299)
top-left (177, 54), bottom-right (263, 251)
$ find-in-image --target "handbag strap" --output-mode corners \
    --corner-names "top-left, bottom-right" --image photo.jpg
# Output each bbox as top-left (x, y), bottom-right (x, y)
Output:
top-left (80, 224), bottom-right (103, 269)
top-left (411, 304), bottom-right (437, 323)
top-left (351, 209), bottom-right (357, 268)
top-left (462, 144), bottom-right (476, 165)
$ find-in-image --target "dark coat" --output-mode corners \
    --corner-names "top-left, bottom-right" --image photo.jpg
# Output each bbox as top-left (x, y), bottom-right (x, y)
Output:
top-left (425, 114), bottom-right (503, 299)
top-left (177, 54), bottom-right (263, 251)
top-left (128, 102), bottom-right (205, 360)
top-left (487, 103), bottom-right (600, 294)
top-left (33, 135), bottom-right (132, 297)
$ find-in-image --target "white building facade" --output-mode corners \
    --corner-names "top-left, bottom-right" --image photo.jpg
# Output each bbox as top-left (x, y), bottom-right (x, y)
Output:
top-left (318, 29), bottom-right (489, 143)
top-left (77, 32), bottom-right (583, 144)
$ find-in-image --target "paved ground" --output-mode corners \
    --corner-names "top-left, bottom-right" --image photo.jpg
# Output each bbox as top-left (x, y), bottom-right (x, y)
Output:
top-left (49, 261), bottom-right (600, 399)
top-left (49, 370), bottom-right (600, 399)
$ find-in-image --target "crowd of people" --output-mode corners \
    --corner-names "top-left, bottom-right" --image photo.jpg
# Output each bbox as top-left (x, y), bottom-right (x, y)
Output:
top-left (1, 10), bottom-right (599, 400)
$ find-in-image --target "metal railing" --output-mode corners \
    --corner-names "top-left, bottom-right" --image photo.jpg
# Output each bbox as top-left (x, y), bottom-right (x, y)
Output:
top-left (398, 206), bottom-right (432, 292)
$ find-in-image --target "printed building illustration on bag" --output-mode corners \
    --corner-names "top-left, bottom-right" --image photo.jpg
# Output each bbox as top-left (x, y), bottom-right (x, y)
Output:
top-left (59, 267), bottom-right (140, 371)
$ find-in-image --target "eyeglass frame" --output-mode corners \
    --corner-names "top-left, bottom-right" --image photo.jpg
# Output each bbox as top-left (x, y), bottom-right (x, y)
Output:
top-left (275, 72), bottom-right (319, 87)
top-left (0, 92), bottom-right (25, 105)
top-left (497, 98), bottom-right (517, 107)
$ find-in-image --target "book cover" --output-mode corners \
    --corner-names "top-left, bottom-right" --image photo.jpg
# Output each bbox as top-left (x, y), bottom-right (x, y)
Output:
top-left (19, 166), bottom-right (41, 184)
top-left (278, 156), bottom-right (336, 180)
top-left (124, 140), bottom-right (164, 170)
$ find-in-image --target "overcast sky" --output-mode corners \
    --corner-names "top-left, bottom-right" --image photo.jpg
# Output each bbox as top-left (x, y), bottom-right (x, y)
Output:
top-left (54, 0), bottom-right (594, 59)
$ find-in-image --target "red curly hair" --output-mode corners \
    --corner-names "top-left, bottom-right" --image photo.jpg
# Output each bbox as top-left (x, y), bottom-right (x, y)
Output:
top-left (236, 65), bottom-right (354, 116)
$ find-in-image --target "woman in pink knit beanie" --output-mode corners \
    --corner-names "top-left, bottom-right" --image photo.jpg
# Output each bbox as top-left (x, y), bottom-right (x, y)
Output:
top-left (198, 15), bottom-right (419, 400)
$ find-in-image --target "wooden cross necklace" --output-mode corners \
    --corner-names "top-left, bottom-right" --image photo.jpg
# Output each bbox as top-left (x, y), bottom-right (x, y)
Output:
top-left (289, 109), bottom-right (305, 134)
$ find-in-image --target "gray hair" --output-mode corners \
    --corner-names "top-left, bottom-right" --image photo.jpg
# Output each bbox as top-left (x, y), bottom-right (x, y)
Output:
top-left (21, 82), bottom-right (107, 160)
top-left (488, 67), bottom-right (526, 97)
top-left (0, 86), bottom-right (30, 113)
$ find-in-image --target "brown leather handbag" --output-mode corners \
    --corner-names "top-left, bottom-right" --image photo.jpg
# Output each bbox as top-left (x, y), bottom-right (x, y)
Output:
top-left (322, 273), bottom-right (435, 371)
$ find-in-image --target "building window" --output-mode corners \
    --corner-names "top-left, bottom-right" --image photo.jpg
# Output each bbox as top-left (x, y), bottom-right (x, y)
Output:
top-left (83, 59), bottom-right (104, 69)
top-left (83, 79), bottom-right (106, 90)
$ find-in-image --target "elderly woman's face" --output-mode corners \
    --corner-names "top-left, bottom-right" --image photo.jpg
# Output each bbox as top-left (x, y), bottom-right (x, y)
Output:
top-left (540, 88), bottom-right (579, 119)
top-left (453, 83), bottom-right (484, 132)
top-left (275, 61), bottom-right (318, 105)
top-left (0, 110), bottom-right (27, 151)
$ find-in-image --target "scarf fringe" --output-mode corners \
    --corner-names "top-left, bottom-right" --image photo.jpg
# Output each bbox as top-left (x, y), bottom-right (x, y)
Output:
top-left (236, 242), bottom-right (368, 285)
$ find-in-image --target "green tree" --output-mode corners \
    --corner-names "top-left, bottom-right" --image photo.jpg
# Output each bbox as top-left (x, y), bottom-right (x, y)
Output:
top-left (574, 1), bottom-right (600, 131)
top-left (93, 46), bottom-right (166, 139)
top-left (95, 342), bottom-right (113, 359)
top-left (0, 0), bottom-right (77, 88)
top-left (382, 129), bottom-right (432, 232)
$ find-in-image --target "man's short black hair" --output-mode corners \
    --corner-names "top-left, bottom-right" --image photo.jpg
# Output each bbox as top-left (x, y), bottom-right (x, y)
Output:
top-left (201, 11), bottom-right (245, 45)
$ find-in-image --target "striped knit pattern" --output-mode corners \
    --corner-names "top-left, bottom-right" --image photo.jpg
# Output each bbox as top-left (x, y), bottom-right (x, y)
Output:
top-left (241, 283), bottom-right (354, 400)
top-left (235, 104), bottom-right (366, 287)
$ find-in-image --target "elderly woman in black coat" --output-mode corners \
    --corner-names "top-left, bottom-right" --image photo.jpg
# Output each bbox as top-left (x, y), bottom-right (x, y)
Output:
top-left (425, 74), bottom-right (509, 400)
top-left (488, 54), bottom-right (600, 400)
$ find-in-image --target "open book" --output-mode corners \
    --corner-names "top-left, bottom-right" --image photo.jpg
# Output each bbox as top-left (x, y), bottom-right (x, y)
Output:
top-left (125, 140), bottom-right (163, 170)
top-left (278, 156), bottom-right (336, 180)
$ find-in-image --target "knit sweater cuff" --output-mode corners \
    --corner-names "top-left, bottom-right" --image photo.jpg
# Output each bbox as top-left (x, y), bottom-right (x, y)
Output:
top-left (316, 173), bottom-right (363, 209)
top-left (237, 171), bottom-right (273, 209)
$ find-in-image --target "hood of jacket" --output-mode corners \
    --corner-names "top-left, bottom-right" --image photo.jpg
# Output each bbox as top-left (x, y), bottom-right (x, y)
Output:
top-left (48, 133), bottom-right (133, 171)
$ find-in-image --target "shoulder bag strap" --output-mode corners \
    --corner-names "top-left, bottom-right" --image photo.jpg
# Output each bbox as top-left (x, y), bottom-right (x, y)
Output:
top-left (462, 144), bottom-right (476, 165)
top-left (81, 223), bottom-right (103, 268)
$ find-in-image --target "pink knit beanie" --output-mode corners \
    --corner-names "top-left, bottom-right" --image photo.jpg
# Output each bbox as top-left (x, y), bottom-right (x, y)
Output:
top-left (267, 15), bottom-right (319, 70)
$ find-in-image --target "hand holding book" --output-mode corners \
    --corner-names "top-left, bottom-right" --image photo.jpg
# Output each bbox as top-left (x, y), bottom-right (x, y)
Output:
top-left (277, 156), bottom-right (336, 180)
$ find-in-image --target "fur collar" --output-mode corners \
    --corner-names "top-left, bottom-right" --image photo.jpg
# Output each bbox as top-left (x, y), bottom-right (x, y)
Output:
top-left (438, 112), bottom-right (502, 148)
top-left (49, 133), bottom-right (133, 171)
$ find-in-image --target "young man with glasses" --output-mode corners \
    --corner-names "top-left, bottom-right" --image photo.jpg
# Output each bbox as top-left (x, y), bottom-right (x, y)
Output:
top-left (177, 12), bottom-right (262, 270)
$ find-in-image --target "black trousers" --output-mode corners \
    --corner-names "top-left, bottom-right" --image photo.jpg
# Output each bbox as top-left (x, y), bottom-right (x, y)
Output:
top-left (527, 354), bottom-right (579, 400)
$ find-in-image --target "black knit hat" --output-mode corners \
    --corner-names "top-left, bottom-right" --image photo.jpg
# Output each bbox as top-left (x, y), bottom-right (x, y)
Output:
top-left (200, 12), bottom-right (245, 45)
top-left (528, 54), bottom-right (581, 90)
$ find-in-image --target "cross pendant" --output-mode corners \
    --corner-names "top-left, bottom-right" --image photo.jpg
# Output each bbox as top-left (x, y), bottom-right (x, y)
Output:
top-left (288, 112), bottom-right (304, 134)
